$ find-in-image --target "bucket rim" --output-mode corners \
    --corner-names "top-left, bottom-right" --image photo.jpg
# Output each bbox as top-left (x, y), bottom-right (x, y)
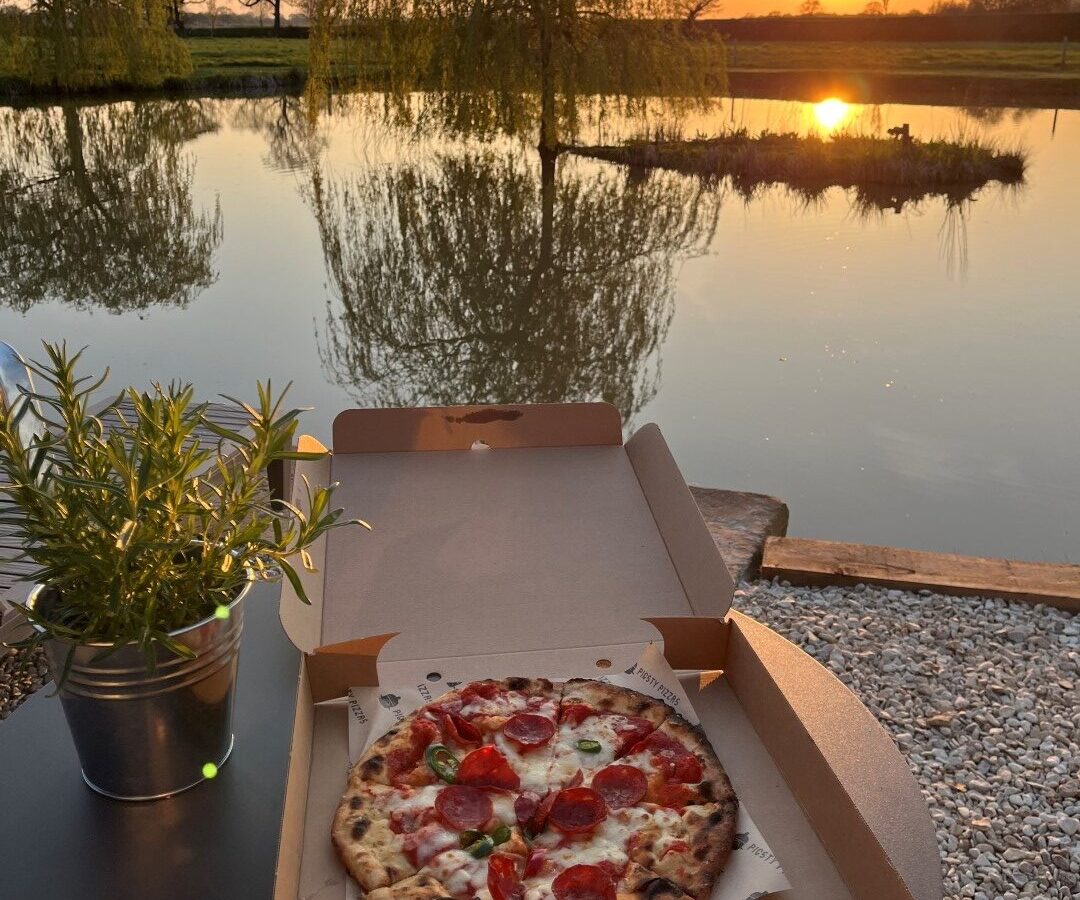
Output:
top-left (26, 569), bottom-right (253, 649)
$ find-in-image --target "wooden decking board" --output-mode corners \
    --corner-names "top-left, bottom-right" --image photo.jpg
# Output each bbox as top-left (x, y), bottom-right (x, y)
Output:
top-left (761, 536), bottom-right (1080, 612)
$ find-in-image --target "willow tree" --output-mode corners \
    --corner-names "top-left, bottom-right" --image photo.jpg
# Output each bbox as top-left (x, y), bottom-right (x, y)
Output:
top-left (312, 0), bottom-right (726, 155)
top-left (311, 149), bottom-right (721, 419)
top-left (4, 0), bottom-right (192, 89)
top-left (0, 100), bottom-right (223, 313)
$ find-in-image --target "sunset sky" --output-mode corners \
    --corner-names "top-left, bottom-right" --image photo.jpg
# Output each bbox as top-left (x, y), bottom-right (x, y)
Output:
top-left (230, 0), bottom-right (932, 24)
top-left (717, 0), bottom-right (924, 15)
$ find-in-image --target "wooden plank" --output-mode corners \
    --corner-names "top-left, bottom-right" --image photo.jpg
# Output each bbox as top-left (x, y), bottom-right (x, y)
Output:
top-left (761, 536), bottom-right (1080, 612)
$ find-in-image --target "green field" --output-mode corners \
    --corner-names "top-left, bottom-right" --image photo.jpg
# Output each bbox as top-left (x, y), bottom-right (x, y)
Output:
top-left (3, 35), bottom-right (1077, 96)
top-left (727, 40), bottom-right (1079, 76)
top-left (187, 36), bottom-right (308, 79)
top-left (184, 37), bottom-right (1080, 81)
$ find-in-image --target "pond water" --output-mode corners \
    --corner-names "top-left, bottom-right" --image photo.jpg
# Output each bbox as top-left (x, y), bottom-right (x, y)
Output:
top-left (1, 92), bottom-right (1077, 563)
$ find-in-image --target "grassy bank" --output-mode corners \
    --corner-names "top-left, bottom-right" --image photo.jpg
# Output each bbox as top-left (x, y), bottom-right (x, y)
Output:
top-left (570, 130), bottom-right (1026, 209)
top-left (181, 37), bottom-right (1080, 108)
top-left (3, 35), bottom-right (1078, 99)
top-left (187, 36), bottom-right (307, 80)
top-left (726, 41), bottom-right (1079, 76)
top-left (180, 37), bottom-right (1080, 79)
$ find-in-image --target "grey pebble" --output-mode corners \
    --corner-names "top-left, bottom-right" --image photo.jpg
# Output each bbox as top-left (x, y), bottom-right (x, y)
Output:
top-left (734, 579), bottom-right (1079, 899)
top-left (0, 646), bottom-right (52, 719)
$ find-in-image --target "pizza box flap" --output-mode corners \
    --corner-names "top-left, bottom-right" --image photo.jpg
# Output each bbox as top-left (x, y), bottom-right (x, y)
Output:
top-left (297, 617), bottom-right (731, 703)
top-left (279, 403), bottom-right (734, 673)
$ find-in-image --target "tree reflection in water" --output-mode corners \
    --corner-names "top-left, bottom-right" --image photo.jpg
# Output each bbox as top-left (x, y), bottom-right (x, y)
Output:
top-left (0, 100), bottom-right (222, 313)
top-left (311, 146), bottom-right (722, 420)
top-left (230, 94), bottom-right (328, 174)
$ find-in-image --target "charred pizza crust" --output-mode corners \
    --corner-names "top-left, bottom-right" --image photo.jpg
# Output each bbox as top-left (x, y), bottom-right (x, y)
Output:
top-left (332, 784), bottom-right (417, 890)
top-left (561, 679), bottom-right (669, 723)
top-left (334, 678), bottom-right (738, 900)
top-left (618, 862), bottom-right (695, 900)
top-left (366, 873), bottom-right (452, 900)
top-left (628, 801), bottom-right (739, 900)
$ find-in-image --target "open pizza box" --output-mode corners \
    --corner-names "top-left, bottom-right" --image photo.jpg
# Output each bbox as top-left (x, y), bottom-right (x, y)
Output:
top-left (273, 403), bottom-right (941, 900)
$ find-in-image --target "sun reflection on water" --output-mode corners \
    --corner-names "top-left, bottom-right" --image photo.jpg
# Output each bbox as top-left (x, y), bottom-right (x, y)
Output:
top-left (813, 98), bottom-right (852, 132)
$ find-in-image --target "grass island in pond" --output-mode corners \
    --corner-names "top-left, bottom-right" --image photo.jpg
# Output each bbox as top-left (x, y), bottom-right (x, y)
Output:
top-left (571, 130), bottom-right (1027, 210)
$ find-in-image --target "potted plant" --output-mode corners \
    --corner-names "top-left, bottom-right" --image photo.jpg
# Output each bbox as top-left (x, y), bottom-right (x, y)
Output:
top-left (0, 343), bottom-right (363, 800)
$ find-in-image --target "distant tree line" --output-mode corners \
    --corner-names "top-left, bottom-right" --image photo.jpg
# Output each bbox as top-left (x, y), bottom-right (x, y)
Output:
top-left (708, 7), bottom-right (1080, 40)
top-left (173, 8), bottom-right (313, 31)
top-left (797, 0), bottom-right (1070, 13)
top-left (924, 0), bottom-right (1071, 14)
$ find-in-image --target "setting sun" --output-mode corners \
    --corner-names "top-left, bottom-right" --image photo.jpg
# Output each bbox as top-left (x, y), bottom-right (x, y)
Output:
top-left (813, 98), bottom-right (852, 132)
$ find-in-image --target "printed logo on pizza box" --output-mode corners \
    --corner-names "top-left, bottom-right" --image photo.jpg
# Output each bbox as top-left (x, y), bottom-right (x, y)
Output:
top-left (378, 693), bottom-right (401, 709)
top-left (347, 691), bottom-right (368, 725)
top-left (734, 836), bottom-right (782, 873)
top-left (626, 664), bottom-right (682, 711)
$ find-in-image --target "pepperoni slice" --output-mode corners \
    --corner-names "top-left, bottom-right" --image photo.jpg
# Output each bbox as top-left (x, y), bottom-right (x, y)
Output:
top-left (630, 731), bottom-right (703, 783)
top-left (591, 765), bottom-right (647, 809)
top-left (456, 746), bottom-right (521, 790)
top-left (527, 789), bottom-right (558, 834)
top-left (437, 711), bottom-right (482, 746)
top-left (672, 753), bottom-right (703, 783)
top-left (462, 681), bottom-right (501, 705)
top-left (559, 702), bottom-right (597, 726)
top-left (434, 785), bottom-right (494, 829)
top-left (548, 788), bottom-right (607, 833)
top-left (488, 852), bottom-right (525, 900)
top-left (612, 716), bottom-right (655, 757)
top-left (552, 865), bottom-right (616, 900)
top-left (386, 718), bottom-right (440, 783)
top-left (524, 848), bottom-right (548, 878)
top-left (653, 781), bottom-right (697, 809)
top-left (515, 791), bottom-right (541, 825)
top-left (503, 713), bottom-right (556, 747)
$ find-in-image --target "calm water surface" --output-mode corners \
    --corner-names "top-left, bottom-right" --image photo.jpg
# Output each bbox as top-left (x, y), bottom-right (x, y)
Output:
top-left (1, 94), bottom-right (1077, 563)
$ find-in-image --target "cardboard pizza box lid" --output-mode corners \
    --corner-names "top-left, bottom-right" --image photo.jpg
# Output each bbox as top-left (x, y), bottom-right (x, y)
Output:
top-left (279, 403), bottom-right (735, 687)
top-left (272, 403), bottom-right (943, 900)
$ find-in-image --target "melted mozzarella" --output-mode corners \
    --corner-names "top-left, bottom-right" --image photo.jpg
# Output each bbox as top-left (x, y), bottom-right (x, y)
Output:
top-left (496, 732), bottom-right (558, 792)
top-left (489, 790), bottom-right (520, 826)
top-left (546, 718), bottom-right (625, 786)
top-left (411, 823), bottom-right (460, 867)
top-left (603, 748), bottom-right (660, 779)
top-left (383, 784), bottom-right (443, 814)
top-left (461, 691), bottom-right (558, 720)
top-left (421, 849), bottom-right (488, 896)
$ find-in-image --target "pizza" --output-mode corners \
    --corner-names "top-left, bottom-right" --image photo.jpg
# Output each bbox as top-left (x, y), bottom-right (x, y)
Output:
top-left (332, 678), bottom-right (739, 900)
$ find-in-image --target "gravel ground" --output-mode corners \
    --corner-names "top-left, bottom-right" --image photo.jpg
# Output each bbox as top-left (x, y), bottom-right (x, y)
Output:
top-left (0, 645), bottom-right (49, 720)
top-left (734, 580), bottom-right (1080, 900)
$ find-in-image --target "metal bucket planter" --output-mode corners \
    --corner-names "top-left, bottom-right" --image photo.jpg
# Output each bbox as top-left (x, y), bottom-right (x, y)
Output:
top-left (27, 579), bottom-right (249, 801)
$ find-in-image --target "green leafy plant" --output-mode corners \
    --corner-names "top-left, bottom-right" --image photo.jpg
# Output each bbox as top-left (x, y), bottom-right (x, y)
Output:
top-left (0, 342), bottom-right (365, 678)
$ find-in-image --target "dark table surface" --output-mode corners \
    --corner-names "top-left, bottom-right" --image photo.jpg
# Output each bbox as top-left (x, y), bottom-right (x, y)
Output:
top-left (0, 582), bottom-right (300, 900)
